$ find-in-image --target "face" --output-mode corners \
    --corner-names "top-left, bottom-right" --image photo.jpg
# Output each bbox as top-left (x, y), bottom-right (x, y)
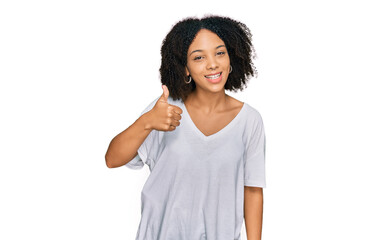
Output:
top-left (186, 29), bottom-right (231, 93)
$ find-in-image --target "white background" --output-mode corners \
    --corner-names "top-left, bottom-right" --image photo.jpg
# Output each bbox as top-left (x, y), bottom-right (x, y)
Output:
top-left (1, 0), bottom-right (370, 239)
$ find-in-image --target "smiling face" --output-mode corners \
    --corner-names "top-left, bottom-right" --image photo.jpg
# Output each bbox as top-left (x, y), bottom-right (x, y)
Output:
top-left (186, 29), bottom-right (231, 93)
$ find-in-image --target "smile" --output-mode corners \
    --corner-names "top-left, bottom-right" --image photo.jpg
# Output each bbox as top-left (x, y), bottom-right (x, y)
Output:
top-left (204, 72), bottom-right (222, 83)
top-left (205, 72), bottom-right (221, 79)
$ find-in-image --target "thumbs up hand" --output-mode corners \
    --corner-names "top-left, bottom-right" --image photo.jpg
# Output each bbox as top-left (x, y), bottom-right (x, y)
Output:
top-left (147, 85), bottom-right (183, 131)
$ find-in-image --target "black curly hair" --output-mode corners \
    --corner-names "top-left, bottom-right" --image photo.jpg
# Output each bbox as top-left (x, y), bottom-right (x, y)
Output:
top-left (159, 15), bottom-right (257, 102)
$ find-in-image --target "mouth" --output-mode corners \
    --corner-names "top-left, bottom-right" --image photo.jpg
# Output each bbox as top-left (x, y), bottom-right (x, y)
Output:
top-left (204, 72), bottom-right (222, 83)
top-left (204, 72), bottom-right (222, 80)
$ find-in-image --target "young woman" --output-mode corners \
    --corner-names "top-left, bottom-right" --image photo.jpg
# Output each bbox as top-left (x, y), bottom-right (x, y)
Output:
top-left (105, 15), bottom-right (266, 240)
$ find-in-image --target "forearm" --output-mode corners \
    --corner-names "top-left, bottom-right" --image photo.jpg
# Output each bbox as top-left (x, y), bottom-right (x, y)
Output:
top-left (105, 111), bottom-right (153, 168)
top-left (244, 186), bottom-right (263, 240)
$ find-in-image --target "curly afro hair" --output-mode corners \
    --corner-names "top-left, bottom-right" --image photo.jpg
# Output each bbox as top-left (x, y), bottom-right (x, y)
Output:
top-left (159, 15), bottom-right (257, 102)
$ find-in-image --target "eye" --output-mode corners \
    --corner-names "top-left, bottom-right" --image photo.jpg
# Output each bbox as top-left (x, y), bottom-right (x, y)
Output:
top-left (217, 51), bottom-right (225, 56)
top-left (193, 56), bottom-right (203, 61)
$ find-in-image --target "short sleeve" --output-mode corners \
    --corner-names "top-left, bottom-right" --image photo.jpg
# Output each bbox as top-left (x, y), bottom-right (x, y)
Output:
top-left (125, 96), bottom-right (162, 171)
top-left (244, 111), bottom-right (266, 188)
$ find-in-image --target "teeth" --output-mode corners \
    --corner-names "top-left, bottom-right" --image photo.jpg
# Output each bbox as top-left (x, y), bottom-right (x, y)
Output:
top-left (205, 73), bottom-right (221, 79)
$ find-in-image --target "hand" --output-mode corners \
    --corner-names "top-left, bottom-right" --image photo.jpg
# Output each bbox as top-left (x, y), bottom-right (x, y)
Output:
top-left (147, 85), bottom-right (183, 131)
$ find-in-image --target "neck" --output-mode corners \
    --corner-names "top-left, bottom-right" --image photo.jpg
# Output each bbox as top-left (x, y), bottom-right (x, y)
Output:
top-left (185, 88), bottom-right (228, 114)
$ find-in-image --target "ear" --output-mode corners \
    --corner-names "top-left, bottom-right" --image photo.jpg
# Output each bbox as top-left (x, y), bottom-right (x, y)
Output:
top-left (185, 66), bottom-right (189, 76)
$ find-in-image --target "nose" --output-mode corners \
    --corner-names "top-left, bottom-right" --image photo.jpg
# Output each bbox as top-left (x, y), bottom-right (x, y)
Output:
top-left (207, 55), bottom-right (218, 70)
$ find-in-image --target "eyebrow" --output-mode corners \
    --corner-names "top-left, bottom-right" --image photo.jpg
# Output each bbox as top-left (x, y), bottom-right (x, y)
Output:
top-left (189, 45), bottom-right (226, 56)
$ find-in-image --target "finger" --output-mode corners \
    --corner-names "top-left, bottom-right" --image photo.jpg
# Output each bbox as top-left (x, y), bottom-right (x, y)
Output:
top-left (173, 119), bottom-right (181, 126)
top-left (171, 113), bottom-right (182, 121)
top-left (160, 85), bottom-right (169, 103)
top-left (169, 105), bottom-right (183, 114)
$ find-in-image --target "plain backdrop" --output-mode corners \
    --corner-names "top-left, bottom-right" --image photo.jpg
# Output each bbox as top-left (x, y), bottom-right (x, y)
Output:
top-left (1, 0), bottom-right (370, 239)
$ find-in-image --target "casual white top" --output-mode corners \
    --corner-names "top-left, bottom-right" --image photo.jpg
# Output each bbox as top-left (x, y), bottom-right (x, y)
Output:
top-left (125, 95), bottom-right (266, 240)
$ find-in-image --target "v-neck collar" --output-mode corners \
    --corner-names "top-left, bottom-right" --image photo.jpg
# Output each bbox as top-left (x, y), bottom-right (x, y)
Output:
top-left (181, 100), bottom-right (246, 141)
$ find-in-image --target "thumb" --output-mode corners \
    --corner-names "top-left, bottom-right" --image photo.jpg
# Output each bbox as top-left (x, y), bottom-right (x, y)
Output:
top-left (160, 85), bottom-right (169, 103)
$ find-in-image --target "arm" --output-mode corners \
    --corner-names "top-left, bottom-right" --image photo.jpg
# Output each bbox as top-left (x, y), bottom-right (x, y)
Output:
top-left (244, 186), bottom-right (263, 240)
top-left (105, 111), bottom-right (153, 168)
top-left (105, 86), bottom-right (182, 169)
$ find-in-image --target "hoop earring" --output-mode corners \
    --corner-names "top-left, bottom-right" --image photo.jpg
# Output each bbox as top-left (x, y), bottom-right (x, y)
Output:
top-left (229, 65), bottom-right (233, 73)
top-left (185, 75), bottom-right (192, 84)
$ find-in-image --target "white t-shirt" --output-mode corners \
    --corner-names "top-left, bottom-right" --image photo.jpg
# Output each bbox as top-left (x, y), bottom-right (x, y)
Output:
top-left (125, 95), bottom-right (266, 240)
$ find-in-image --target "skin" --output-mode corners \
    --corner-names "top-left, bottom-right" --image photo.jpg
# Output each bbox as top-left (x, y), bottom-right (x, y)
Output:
top-left (244, 186), bottom-right (264, 240)
top-left (185, 29), bottom-right (264, 239)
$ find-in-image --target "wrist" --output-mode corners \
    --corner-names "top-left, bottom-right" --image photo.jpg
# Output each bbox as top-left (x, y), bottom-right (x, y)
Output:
top-left (141, 111), bottom-right (153, 131)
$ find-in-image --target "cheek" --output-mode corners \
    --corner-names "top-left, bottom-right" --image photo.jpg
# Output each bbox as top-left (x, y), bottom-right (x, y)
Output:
top-left (188, 62), bottom-right (204, 74)
top-left (223, 55), bottom-right (231, 65)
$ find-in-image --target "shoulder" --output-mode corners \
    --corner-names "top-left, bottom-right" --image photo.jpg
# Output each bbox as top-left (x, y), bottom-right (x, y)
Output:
top-left (239, 101), bottom-right (264, 132)
top-left (227, 95), bottom-right (263, 121)
top-left (244, 102), bottom-right (263, 120)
